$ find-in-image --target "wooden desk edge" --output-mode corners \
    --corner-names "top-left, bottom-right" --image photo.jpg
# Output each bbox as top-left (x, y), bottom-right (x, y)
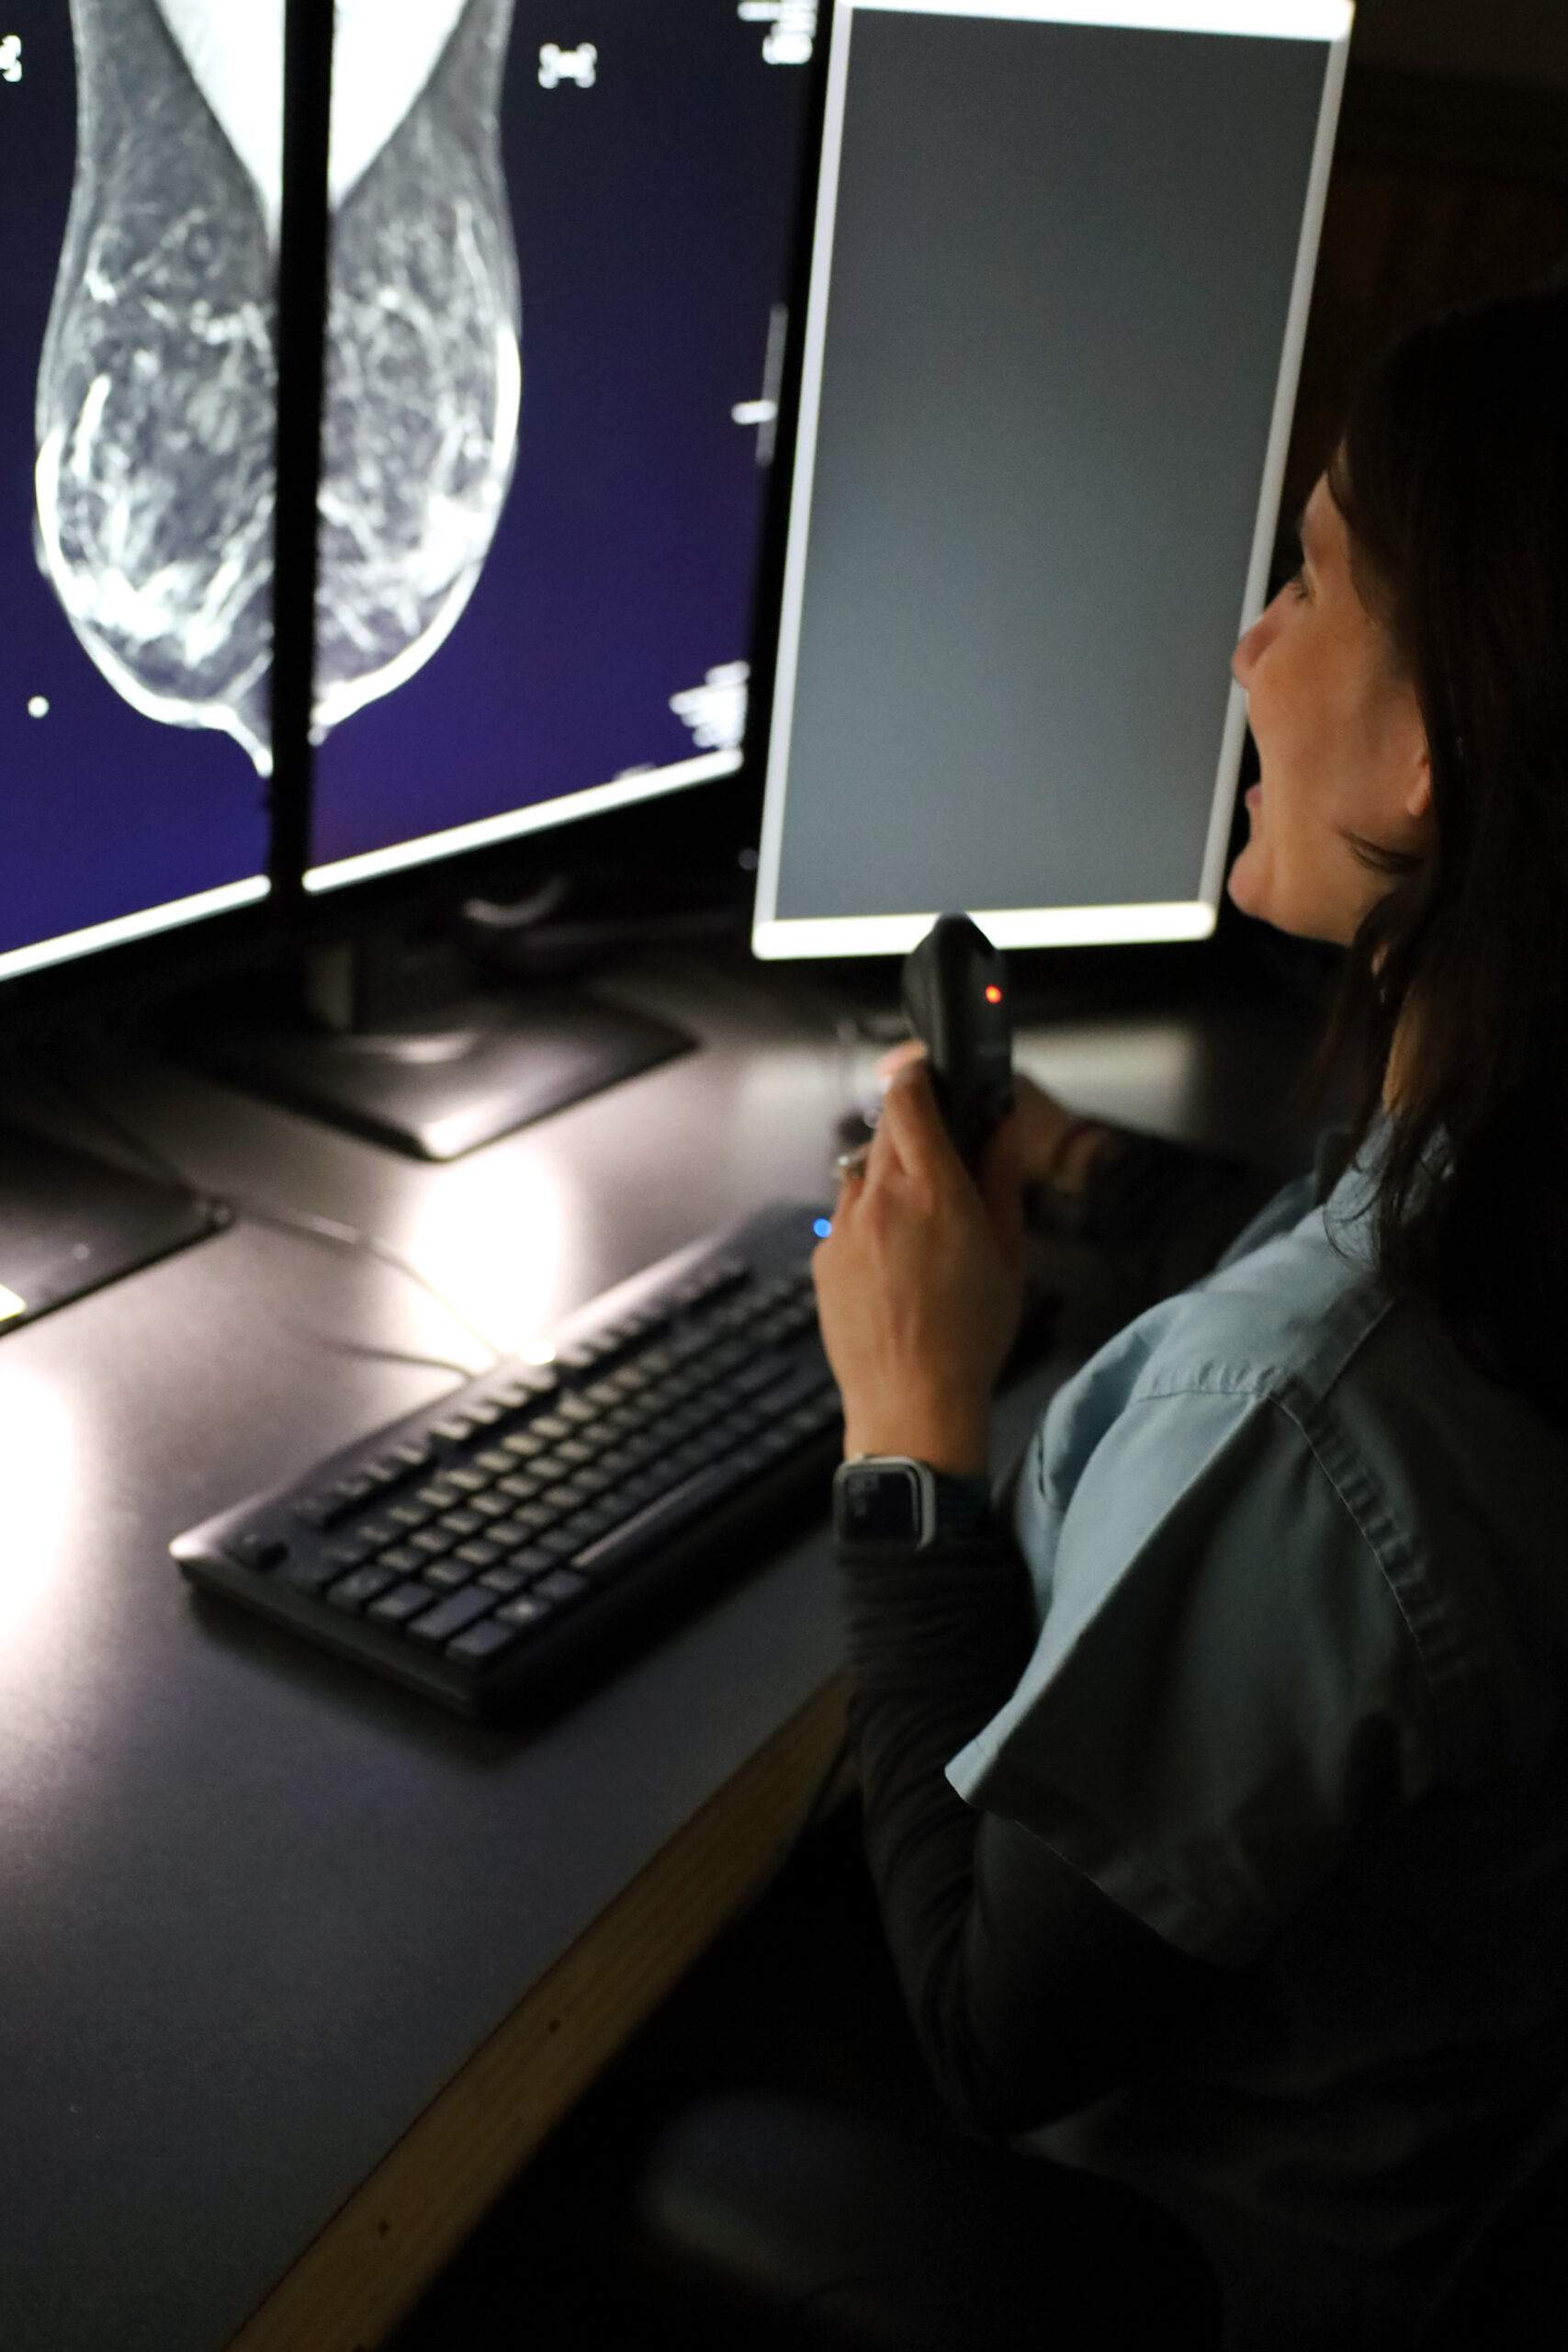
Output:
top-left (226, 1672), bottom-right (851, 2352)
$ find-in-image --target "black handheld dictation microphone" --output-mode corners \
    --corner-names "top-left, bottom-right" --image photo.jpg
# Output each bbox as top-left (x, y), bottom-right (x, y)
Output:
top-left (900, 914), bottom-right (1014, 1170)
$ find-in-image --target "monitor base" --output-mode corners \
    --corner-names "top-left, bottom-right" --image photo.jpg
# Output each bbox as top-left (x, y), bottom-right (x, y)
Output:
top-left (192, 988), bottom-right (694, 1162)
top-left (0, 1126), bottom-right (228, 1332)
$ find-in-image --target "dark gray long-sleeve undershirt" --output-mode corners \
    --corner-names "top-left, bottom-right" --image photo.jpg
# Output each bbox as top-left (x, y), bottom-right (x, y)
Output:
top-left (840, 1132), bottom-right (1275, 2136)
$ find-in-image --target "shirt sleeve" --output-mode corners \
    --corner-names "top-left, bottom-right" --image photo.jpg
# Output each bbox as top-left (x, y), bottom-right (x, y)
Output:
top-left (841, 1528), bottom-right (1218, 2132)
top-left (950, 1385), bottom-right (1443, 1966)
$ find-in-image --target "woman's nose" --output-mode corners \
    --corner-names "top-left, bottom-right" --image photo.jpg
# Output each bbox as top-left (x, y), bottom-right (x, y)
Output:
top-left (1232, 601), bottom-right (1276, 689)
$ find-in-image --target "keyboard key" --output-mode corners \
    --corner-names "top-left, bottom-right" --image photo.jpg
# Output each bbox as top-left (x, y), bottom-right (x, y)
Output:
top-left (432, 1415), bottom-right (478, 1444)
top-left (557, 1337), bottom-right (609, 1371)
top-left (416, 1480), bottom-right (464, 1511)
top-left (292, 1495), bottom-right (336, 1529)
top-left (350, 1518), bottom-right (400, 1550)
top-left (501, 1545), bottom-right (558, 1577)
top-left (281, 1554), bottom-right (341, 1594)
top-left (443, 1466), bottom-right (492, 1496)
top-left (530, 1414), bottom-right (571, 1442)
top-left (493, 1592), bottom-right (556, 1634)
top-left (409, 1526), bottom-right (459, 1558)
top-left (446, 1616), bottom-right (525, 1663)
top-left (490, 1370), bottom-right (558, 1407)
top-left (386, 1500), bottom-right (436, 1531)
top-left (367, 1579), bottom-right (439, 1625)
top-left (504, 1502), bottom-right (561, 1535)
top-left (496, 1472), bottom-right (542, 1503)
top-left (381, 1438), bottom-right (435, 1473)
top-left (485, 1519), bottom-right (534, 1550)
top-left (466, 1401), bottom-right (506, 1427)
top-left (473, 1448), bottom-right (515, 1476)
top-left (453, 1539), bottom-right (502, 1569)
top-left (755, 1363), bottom-right (836, 1421)
top-left (322, 1535), bottom-right (375, 1569)
top-left (378, 1543), bottom-right (427, 1574)
top-left (327, 1565), bottom-right (397, 1612)
top-left (435, 1508), bottom-right (484, 1537)
top-left (406, 1586), bottom-right (497, 1646)
top-left (531, 1569), bottom-right (590, 1608)
top-left (478, 1563), bottom-right (532, 1595)
top-left (329, 1472), bottom-right (378, 1512)
top-left (229, 1532), bottom-right (288, 1571)
top-left (501, 1429), bottom-right (548, 1460)
top-left (468, 1492), bottom-right (512, 1521)
top-left (420, 1557), bottom-right (473, 1589)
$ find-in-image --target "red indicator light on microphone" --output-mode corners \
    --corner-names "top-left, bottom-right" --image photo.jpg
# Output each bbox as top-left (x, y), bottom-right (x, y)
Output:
top-left (985, 984), bottom-right (1003, 1003)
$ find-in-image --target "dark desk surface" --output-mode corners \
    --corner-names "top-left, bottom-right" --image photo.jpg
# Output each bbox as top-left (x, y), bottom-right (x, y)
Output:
top-left (0, 956), bottom-right (1315, 2352)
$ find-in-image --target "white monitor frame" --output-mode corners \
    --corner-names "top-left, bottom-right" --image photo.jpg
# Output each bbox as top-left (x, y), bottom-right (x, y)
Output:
top-left (751, 0), bottom-right (1353, 960)
top-left (0, 876), bottom-right (270, 987)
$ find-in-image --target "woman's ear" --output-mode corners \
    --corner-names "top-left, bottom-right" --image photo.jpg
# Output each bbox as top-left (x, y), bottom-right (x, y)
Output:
top-left (1404, 737), bottom-right (1433, 822)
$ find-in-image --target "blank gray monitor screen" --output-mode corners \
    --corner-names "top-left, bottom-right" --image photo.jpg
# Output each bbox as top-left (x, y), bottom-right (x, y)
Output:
top-left (753, 0), bottom-right (1350, 958)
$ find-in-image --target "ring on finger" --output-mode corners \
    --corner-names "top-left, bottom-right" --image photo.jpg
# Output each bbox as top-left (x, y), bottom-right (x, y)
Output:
top-left (833, 1146), bottom-right (870, 1182)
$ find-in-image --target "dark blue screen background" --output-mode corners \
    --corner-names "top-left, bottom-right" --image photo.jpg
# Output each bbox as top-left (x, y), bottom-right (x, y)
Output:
top-left (0, 2), bottom-right (270, 963)
top-left (308, 0), bottom-right (807, 870)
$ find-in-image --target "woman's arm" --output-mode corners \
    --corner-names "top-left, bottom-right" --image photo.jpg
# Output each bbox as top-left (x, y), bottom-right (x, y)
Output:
top-left (844, 1532), bottom-right (1222, 2136)
top-left (815, 1068), bottom-right (1222, 2134)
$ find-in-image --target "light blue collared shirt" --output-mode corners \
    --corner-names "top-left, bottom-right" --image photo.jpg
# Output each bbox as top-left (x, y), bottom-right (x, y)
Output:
top-left (951, 1140), bottom-right (1568, 2346)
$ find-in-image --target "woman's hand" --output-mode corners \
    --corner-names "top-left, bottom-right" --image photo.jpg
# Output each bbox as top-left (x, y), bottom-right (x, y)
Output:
top-left (875, 1041), bottom-right (1112, 1196)
top-left (813, 1060), bottom-right (1025, 1474)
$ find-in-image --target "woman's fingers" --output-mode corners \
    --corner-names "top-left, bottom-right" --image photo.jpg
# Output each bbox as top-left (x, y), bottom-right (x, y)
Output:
top-left (874, 1059), bottom-right (963, 1186)
top-left (979, 1109), bottom-right (1026, 1270)
top-left (875, 1061), bottom-right (1026, 1261)
top-left (875, 1038), bottom-right (927, 1083)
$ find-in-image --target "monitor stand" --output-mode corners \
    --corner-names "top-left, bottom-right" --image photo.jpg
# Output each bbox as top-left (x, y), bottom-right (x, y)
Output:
top-left (184, 922), bottom-right (695, 1162)
top-left (0, 1125), bottom-right (228, 1332)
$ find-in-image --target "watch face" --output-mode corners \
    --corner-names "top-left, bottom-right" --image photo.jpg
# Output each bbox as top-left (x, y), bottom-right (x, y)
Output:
top-left (839, 1462), bottom-right (921, 1544)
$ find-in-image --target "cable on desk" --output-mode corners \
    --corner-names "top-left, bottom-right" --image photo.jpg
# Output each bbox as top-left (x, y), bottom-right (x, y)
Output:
top-left (305, 1337), bottom-right (482, 1380)
top-left (237, 1198), bottom-right (505, 1363)
top-left (45, 1072), bottom-right (506, 1365)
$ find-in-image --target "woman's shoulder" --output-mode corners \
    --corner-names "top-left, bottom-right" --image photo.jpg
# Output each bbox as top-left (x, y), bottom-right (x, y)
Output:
top-left (1070, 1181), bottom-right (1391, 1428)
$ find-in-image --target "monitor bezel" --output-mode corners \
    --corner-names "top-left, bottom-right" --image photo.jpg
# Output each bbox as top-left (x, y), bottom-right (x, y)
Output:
top-left (747, 0), bottom-right (1353, 962)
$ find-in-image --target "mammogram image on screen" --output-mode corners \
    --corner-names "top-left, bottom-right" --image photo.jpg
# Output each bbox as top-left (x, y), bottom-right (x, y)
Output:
top-left (317, 0), bottom-right (521, 738)
top-left (35, 0), bottom-right (279, 772)
top-left (35, 0), bottom-right (520, 775)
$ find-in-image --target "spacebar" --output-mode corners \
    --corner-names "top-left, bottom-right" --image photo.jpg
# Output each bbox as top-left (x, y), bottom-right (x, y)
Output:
top-left (573, 1460), bottom-right (749, 1581)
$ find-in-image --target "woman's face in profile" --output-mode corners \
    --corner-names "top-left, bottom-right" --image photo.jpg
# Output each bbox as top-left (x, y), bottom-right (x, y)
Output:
top-left (1227, 476), bottom-right (1432, 945)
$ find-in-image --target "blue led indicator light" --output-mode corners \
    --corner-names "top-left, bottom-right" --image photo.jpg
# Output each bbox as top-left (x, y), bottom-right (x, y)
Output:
top-left (812, 1216), bottom-right (831, 1239)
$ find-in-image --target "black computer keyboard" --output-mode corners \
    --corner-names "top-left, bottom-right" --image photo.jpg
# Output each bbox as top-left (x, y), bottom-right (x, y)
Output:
top-left (172, 1204), bottom-right (840, 1717)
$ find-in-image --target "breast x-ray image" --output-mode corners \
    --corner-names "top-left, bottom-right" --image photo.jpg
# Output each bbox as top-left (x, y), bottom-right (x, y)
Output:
top-left (316, 0), bottom-right (521, 739)
top-left (34, 0), bottom-right (521, 775)
top-left (35, 0), bottom-right (280, 772)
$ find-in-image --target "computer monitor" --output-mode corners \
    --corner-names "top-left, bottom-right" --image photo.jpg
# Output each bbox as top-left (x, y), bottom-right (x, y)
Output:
top-left (0, 2), bottom-right (280, 1319)
top-left (301, 0), bottom-right (809, 895)
top-left (750, 0), bottom-right (1351, 959)
top-left (0, 0), bottom-right (274, 989)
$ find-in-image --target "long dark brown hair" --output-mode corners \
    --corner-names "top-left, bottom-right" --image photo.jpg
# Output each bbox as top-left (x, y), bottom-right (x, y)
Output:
top-left (1321, 280), bottom-right (1568, 1420)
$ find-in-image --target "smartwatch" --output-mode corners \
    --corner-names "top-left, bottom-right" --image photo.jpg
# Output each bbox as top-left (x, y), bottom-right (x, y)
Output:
top-left (832, 1457), bottom-right (994, 1556)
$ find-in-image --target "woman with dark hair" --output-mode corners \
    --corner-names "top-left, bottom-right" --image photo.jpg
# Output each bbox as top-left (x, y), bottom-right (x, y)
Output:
top-left (809, 281), bottom-right (1568, 2349)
